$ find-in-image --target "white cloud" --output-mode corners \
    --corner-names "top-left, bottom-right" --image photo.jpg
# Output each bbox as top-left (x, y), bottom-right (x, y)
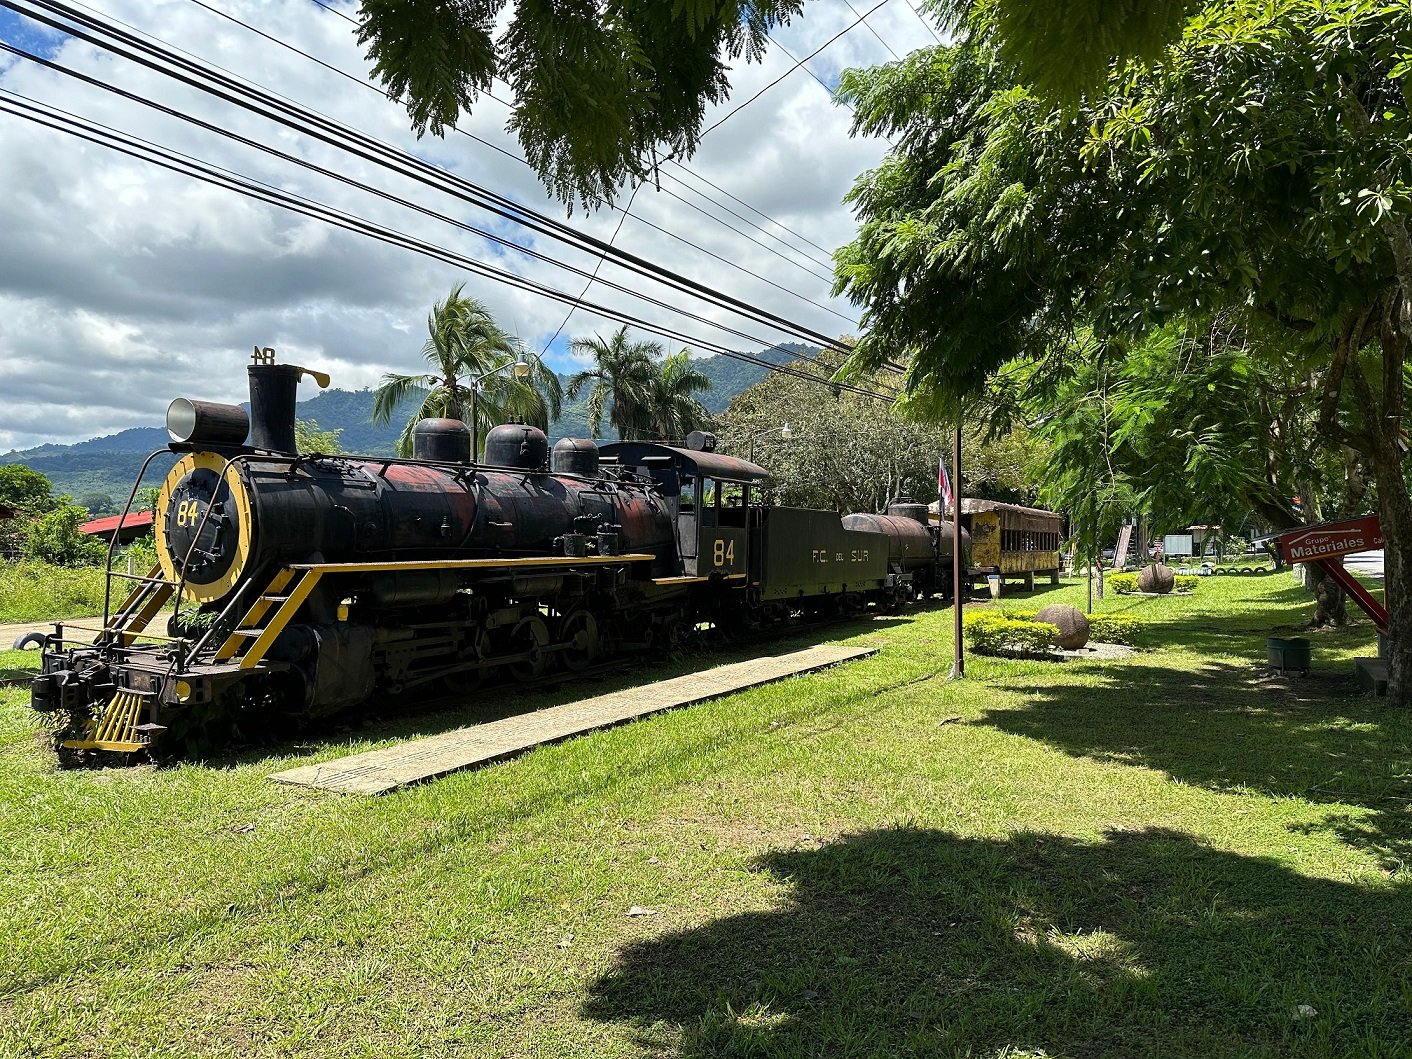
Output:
top-left (0, 0), bottom-right (941, 451)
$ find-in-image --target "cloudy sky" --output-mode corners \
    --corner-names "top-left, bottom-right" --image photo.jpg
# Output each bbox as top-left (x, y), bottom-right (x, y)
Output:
top-left (0, 0), bottom-right (941, 450)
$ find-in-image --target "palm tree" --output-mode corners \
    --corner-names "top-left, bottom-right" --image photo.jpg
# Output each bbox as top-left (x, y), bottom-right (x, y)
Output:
top-left (646, 349), bottom-right (712, 442)
top-left (566, 326), bottom-right (659, 440)
top-left (372, 285), bottom-right (562, 456)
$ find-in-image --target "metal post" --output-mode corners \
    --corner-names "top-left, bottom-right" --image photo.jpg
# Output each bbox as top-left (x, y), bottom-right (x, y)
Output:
top-left (949, 422), bottom-right (964, 681)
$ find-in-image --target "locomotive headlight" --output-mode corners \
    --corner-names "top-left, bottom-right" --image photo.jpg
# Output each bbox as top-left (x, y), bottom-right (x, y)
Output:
top-left (174, 680), bottom-right (194, 702)
top-left (167, 398), bottom-right (249, 447)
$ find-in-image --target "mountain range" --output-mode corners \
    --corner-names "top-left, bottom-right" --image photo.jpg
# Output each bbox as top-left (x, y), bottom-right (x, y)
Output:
top-left (2, 346), bottom-right (810, 508)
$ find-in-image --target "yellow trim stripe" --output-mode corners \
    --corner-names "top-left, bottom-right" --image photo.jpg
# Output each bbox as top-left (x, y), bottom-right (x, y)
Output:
top-left (287, 554), bottom-right (655, 574)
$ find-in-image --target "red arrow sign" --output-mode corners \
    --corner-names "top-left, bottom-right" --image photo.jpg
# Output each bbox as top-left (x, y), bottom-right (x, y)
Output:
top-left (1276, 516), bottom-right (1384, 563)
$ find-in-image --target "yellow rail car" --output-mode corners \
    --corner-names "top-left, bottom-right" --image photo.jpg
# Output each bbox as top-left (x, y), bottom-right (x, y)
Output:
top-left (946, 500), bottom-right (1063, 590)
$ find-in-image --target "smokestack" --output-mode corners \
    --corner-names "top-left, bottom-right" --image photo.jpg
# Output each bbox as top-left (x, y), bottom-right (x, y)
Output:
top-left (247, 362), bottom-right (302, 455)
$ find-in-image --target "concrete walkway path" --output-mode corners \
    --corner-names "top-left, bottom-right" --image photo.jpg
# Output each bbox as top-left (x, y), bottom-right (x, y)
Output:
top-left (1, 617), bottom-right (102, 648)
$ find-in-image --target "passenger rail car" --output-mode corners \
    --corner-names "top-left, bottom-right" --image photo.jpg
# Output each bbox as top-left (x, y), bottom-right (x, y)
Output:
top-left (24, 355), bottom-right (968, 762)
top-left (936, 499), bottom-right (1062, 589)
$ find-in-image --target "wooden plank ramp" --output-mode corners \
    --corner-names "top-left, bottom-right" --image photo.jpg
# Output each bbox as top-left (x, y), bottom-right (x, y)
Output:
top-left (269, 643), bottom-right (877, 795)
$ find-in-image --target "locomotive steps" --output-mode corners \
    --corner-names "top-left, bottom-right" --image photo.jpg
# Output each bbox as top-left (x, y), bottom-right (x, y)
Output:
top-left (269, 643), bottom-right (878, 795)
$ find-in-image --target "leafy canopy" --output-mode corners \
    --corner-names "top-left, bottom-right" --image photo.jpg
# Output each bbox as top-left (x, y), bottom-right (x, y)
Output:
top-left (357, 0), bottom-right (803, 208)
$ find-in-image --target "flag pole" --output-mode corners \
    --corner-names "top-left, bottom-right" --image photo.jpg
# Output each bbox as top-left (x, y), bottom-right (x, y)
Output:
top-left (948, 419), bottom-right (964, 680)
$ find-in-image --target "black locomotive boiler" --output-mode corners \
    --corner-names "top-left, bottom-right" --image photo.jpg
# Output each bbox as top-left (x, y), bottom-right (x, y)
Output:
top-left (25, 356), bottom-right (966, 761)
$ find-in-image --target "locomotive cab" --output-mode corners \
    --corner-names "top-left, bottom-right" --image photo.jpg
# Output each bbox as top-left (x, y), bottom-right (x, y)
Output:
top-left (598, 442), bottom-right (768, 578)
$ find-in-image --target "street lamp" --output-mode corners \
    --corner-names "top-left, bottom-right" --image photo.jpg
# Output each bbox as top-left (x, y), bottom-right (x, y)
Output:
top-left (470, 350), bottom-right (532, 462)
top-left (748, 422), bottom-right (791, 463)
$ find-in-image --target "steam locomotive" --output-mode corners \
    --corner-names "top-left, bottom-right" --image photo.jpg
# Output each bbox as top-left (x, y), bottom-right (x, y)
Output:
top-left (25, 355), bottom-right (966, 761)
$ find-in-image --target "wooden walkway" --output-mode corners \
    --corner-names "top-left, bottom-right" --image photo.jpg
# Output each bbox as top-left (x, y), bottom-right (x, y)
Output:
top-left (269, 643), bottom-right (877, 795)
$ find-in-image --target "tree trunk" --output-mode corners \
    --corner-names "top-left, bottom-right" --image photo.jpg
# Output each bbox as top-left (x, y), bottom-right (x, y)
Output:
top-left (1308, 562), bottom-right (1349, 626)
top-left (1369, 441), bottom-right (1411, 705)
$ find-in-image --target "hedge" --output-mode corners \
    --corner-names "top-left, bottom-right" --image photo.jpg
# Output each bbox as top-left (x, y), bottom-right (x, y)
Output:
top-left (963, 611), bottom-right (1059, 655)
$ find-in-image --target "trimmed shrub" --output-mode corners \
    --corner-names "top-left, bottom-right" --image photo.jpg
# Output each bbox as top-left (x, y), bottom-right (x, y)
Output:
top-left (1107, 572), bottom-right (1139, 594)
top-left (963, 610), bottom-right (1059, 655)
top-left (1173, 574), bottom-right (1200, 593)
top-left (1087, 613), bottom-right (1143, 645)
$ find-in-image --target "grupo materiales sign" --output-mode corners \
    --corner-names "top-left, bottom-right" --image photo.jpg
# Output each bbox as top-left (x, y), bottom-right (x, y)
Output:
top-left (1277, 516), bottom-right (1384, 563)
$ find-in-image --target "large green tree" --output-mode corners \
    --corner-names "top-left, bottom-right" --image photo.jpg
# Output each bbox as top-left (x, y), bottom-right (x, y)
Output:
top-left (356, 0), bottom-right (1202, 206)
top-left (566, 326), bottom-right (660, 440)
top-left (373, 284), bottom-right (563, 456)
top-left (836, 0), bottom-right (1412, 701)
top-left (719, 351), bottom-right (1046, 513)
top-left (645, 350), bottom-right (713, 442)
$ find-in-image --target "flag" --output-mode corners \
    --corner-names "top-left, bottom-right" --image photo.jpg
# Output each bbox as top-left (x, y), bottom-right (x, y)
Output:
top-left (938, 457), bottom-right (954, 514)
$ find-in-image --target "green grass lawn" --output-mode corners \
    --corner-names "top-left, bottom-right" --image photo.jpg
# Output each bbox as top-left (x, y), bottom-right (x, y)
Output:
top-left (0, 561), bottom-right (106, 624)
top-left (1, 574), bottom-right (1406, 1058)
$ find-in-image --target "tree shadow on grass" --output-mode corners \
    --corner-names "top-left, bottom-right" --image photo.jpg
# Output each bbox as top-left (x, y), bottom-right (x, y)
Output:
top-left (974, 654), bottom-right (1412, 869)
top-left (584, 826), bottom-right (1412, 1058)
top-left (1094, 579), bottom-right (1379, 658)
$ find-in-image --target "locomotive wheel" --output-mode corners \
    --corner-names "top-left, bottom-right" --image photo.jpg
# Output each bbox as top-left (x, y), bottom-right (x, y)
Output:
top-left (559, 611), bottom-right (600, 672)
top-left (508, 617), bottom-right (550, 682)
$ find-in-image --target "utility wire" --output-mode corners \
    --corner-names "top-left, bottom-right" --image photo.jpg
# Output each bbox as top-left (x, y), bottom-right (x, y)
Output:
top-left (0, 41), bottom-right (860, 370)
top-left (294, 0), bottom-right (849, 296)
top-left (0, 88), bottom-right (899, 403)
top-left (700, 0), bottom-right (892, 139)
top-left (665, 161), bottom-right (835, 260)
top-left (6, 0), bottom-right (870, 369)
top-left (842, 0), bottom-right (902, 61)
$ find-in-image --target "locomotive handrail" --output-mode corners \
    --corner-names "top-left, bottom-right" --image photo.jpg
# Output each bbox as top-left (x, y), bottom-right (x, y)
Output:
top-left (101, 448), bottom-right (180, 629)
top-left (184, 575), bottom-right (262, 664)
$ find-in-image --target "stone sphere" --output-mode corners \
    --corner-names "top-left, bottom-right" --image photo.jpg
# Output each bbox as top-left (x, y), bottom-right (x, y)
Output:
top-left (1138, 563), bottom-right (1175, 594)
top-left (1036, 604), bottom-right (1090, 650)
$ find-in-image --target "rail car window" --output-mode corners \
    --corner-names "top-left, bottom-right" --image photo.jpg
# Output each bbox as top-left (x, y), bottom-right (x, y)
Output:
top-left (680, 476), bottom-right (696, 512)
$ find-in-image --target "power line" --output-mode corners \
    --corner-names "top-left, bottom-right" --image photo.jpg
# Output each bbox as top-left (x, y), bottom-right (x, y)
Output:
top-left (0, 88), bottom-right (899, 403)
top-left (664, 161), bottom-right (836, 260)
top-left (6, 0), bottom-right (870, 370)
top-left (0, 41), bottom-right (850, 368)
top-left (841, 0), bottom-right (902, 61)
top-left (699, 0), bottom-right (893, 140)
top-left (292, 0), bottom-right (850, 299)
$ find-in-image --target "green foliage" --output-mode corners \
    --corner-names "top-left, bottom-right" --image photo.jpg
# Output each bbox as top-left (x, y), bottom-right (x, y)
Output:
top-left (1107, 572), bottom-right (1200, 595)
top-left (1107, 572), bottom-right (1139, 595)
top-left (955, 0), bottom-right (1200, 99)
top-left (76, 492), bottom-right (117, 516)
top-left (373, 285), bottom-right (562, 458)
top-left (135, 486), bottom-right (162, 513)
top-left (1086, 612), bottom-right (1143, 645)
top-left (0, 464), bottom-right (54, 512)
top-left (0, 560), bottom-right (106, 621)
top-left (357, 0), bottom-right (804, 209)
top-left (963, 610), bottom-right (1059, 655)
top-left (718, 349), bottom-right (942, 513)
top-left (645, 349), bottom-right (713, 442)
top-left (117, 535), bottom-right (158, 574)
top-left (566, 327), bottom-right (712, 442)
top-left (294, 419), bottom-right (344, 455)
top-left (22, 504), bottom-right (106, 567)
